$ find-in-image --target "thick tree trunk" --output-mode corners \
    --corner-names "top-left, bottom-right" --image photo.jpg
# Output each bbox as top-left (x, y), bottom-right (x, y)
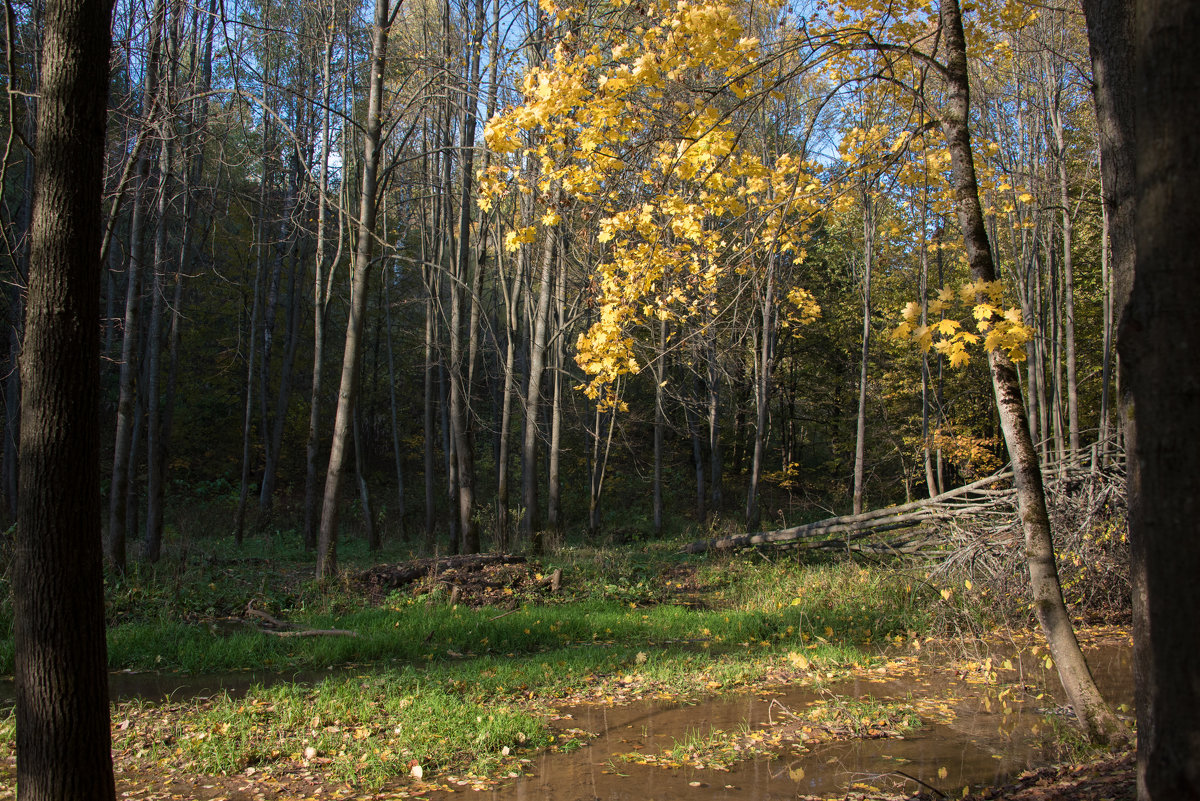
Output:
top-left (317, 0), bottom-right (391, 578)
top-left (14, 0), bottom-right (117, 795)
top-left (1104, 0), bottom-right (1200, 797)
top-left (938, 0), bottom-right (1127, 748)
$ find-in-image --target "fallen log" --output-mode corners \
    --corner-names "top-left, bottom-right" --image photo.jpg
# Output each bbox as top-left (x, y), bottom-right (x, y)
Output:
top-left (262, 628), bottom-right (358, 638)
top-left (683, 471), bottom-right (1014, 554)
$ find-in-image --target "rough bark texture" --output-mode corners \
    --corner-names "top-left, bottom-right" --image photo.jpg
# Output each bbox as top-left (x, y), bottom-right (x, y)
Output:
top-left (1122, 1), bottom-right (1200, 797)
top-left (14, 0), bottom-right (117, 795)
top-left (938, 0), bottom-right (1127, 748)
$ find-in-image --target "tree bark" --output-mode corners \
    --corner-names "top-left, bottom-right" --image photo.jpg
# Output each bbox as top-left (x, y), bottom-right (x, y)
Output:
top-left (302, 14), bottom-right (338, 551)
top-left (852, 187), bottom-right (874, 515)
top-left (107, 0), bottom-right (163, 570)
top-left (521, 203), bottom-right (557, 551)
top-left (317, 0), bottom-right (392, 578)
top-left (1115, 0), bottom-right (1200, 797)
top-left (14, 0), bottom-right (117, 794)
top-left (938, 0), bottom-right (1128, 748)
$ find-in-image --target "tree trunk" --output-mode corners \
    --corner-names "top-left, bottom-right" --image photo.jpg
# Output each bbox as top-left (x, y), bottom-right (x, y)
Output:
top-left (652, 318), bottom-right (666, 536)
top-left (938, 0), bottom-right (1128, 748)
top-left (745, 261), bottom-right (776, 531)
top-left (142, 130), bottom-right (171, 563)
top-left (546, 250), bottom-right (565, 535)
top-left (234, 247), bottom-right (263, 545)
top-left (354, 404), bottom-right (377, 551)
top-left (14, 0), bottom-right (117, 794)
top-left (423, 287), bottom-right (437, 549)
top-left (316, 0), bottom-right (392, 578)
top-left (852, 187), bottom-right (874, 515)
top-left (521, 203), bottom-right (557, 551)
top-left (706, 330), bottom-right (723, 512)
top-left (1091, 0), bottom-right (1200, 796)
top-left (302, 17), bottom-right (337, 551)
top-left (382, 261), bottom-right (406, 538)
top-left (495, 237), bottom-right (522, 549)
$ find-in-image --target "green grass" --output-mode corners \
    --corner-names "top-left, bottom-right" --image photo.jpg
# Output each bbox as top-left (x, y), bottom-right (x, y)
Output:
top-left (96, 552), bottom-right (931, 675)
top-left (0, 533), bottom-right (950, 788)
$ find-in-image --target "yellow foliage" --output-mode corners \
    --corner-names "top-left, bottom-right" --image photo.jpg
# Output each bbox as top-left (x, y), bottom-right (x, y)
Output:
top-left (893, 281), bottom-right (1031, 366)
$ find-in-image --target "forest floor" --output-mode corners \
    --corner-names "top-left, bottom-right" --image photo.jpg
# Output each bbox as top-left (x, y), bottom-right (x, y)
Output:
top-left (0, 534), bottom-right (1134, 800)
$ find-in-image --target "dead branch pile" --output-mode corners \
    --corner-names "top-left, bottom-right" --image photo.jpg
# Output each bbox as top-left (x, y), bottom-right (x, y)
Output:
top-left (358, 554), bottom-right (562, 608)
top-left (684, 451), bottom-right (1126, 561)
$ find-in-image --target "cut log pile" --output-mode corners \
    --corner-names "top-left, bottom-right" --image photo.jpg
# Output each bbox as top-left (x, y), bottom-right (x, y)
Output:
top-left (684, 451), bottom-right (1125, 556)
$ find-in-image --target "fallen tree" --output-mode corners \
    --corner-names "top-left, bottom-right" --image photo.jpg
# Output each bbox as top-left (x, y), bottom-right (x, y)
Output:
top-left (684, 452), bottom-right (1122, 556)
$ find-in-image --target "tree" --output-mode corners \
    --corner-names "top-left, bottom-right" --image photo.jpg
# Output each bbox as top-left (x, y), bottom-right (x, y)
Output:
top-left (935, 0), bottom-right (1124, 747)
top-left (1087, 0), bottom-right (1200, 796)
top-left (316, 0), bottom-right (395, 578)
top-left (13, 0), bottom-right (117, 794)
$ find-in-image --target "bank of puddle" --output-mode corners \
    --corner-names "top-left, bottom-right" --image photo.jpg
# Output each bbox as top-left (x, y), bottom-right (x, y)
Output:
top-left (426, 641), bottom-right (1132, 801)
top-left (0, 638), bottom-right (1133, 800)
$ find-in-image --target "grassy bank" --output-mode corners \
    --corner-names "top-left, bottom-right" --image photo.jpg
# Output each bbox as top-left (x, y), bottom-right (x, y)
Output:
top-left (0, 534), bottom-right (952, 790)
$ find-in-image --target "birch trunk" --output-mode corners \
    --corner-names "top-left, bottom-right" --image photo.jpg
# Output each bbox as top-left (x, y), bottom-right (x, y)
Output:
top-left (938, 0), bottom-right (1127, 747)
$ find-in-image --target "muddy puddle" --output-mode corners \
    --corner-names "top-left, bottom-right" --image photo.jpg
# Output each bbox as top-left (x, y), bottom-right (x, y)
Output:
top-left (428, 644), bottom-right (1133, 801)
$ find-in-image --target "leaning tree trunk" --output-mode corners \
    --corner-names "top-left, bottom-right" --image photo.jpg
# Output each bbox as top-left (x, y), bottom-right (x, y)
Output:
top-left (316, 0), bottom-right (391, 578)
top-left (937, 0), bottom-right (1128, 748)
top-left (14, 0), bottom-right (117, 795)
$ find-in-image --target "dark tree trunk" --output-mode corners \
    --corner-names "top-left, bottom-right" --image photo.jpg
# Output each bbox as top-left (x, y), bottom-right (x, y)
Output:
top-left (14, 0), bottom-right (117, 795)
top-left (1106, 0), bottom-right (1200, 797)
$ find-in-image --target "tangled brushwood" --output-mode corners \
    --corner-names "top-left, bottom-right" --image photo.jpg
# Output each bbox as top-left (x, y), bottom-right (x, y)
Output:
top-left (933, 456), bottom-right (1131, 626)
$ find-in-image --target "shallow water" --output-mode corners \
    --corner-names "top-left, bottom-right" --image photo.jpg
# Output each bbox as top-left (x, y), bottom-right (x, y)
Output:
top-left (427, 643), bottom-right (1133, 800)
top-left (0, 641), bottom-right (1132, 799)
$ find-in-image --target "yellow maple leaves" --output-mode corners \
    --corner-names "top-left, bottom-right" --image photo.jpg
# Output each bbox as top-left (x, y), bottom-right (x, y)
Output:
top-left (482, 0), bottom-right (822, 401)
top-left (892, 280), bottom-right (1031, 367)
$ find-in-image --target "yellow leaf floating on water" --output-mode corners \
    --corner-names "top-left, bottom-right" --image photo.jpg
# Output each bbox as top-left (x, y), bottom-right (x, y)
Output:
top-left (938, 766), bottom-right (949, 779)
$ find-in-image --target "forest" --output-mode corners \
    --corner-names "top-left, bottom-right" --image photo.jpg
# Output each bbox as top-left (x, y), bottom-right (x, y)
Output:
top-left (4, 0), bottom-right (1118, 567)
top-left (2, 0), bottom-right (1198, 799)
